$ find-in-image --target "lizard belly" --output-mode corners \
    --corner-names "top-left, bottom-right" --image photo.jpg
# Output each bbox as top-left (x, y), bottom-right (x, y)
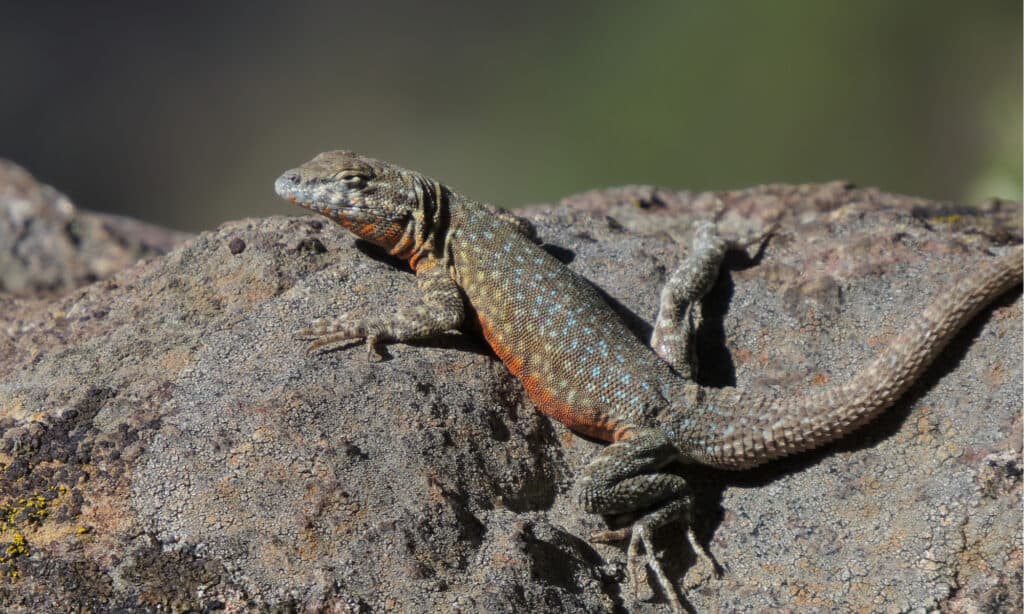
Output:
top-left (476, 311), bottom-right (626, 441)
top-left (451, 215), bottom-right (670, 442)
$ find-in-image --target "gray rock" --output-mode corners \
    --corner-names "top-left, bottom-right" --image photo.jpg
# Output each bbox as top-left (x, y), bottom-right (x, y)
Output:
top-left (0, 160), bottom-right (190, 298)
top-left (0, 165), bottom-right (1019, 613)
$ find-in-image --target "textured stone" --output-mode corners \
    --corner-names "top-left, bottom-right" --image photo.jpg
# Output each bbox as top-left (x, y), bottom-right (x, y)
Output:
top-left (0, 165), bottom-right (1019, 612)
top-left (0, 159), bottom-right (190, 298)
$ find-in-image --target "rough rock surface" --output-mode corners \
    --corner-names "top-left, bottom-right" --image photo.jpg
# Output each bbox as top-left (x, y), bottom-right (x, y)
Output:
top-left (0, 160), bottom-right (190, 297)
top-left (0, 164), bottom-right (1020, 613)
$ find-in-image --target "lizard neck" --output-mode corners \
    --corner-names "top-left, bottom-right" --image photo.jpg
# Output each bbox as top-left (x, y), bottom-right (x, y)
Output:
top-left (399, 175), bottom-right (455, 271)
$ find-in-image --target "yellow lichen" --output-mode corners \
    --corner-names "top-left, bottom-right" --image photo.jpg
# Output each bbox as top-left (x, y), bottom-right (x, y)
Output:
top-left (0, 485), bottom-right (67, 580)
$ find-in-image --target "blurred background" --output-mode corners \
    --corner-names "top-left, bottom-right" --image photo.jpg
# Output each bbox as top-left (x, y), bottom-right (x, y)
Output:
top-left (2, 1), bottom-right (1020, 231)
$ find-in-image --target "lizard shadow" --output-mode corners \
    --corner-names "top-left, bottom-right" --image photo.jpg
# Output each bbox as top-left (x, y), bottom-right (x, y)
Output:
top-left (355, 238), bottom-right (414, 270)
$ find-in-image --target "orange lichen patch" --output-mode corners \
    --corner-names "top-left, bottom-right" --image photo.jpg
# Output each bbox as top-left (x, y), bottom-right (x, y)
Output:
top-left (158, 346), bottom-right (194, 375)
top-left (985, 361), bottom-right (1005, 384)
top-left (812, 372), bottom-right (829, 386)
top-left (0, 396), bottom-right (28, 422)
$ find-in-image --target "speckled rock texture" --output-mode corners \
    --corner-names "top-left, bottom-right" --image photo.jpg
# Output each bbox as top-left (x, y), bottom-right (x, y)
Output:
top-left (0, 160), bottom-right (190, 297)
top-left (0, 163), bottom-right (1020, 613)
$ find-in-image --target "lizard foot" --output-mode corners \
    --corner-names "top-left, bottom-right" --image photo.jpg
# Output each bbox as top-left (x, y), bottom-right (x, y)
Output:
top-left (296, 327), bottom-right (384, 360)
top-left (591, 523), bottom-right (684, 614)
top-left (680, 527), bottom-right (719, 592)
top-left (591, 522), bottom-right (717, 613)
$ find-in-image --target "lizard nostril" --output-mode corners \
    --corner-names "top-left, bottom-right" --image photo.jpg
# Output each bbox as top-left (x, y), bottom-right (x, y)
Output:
top-left (285, 171), bottom-right (301, 185)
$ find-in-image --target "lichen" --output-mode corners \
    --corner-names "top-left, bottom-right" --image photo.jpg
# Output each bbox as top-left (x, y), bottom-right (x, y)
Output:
top-left (0, 484), bottom-right (64, 580)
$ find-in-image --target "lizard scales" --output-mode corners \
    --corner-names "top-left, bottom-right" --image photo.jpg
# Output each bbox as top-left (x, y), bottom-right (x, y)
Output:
top-left (275, 150), bottom-right (1023, 611)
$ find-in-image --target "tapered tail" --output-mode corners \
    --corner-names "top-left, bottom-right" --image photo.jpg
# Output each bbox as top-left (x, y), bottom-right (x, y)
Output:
top-left (684, 246), bottom-right (1022, 470)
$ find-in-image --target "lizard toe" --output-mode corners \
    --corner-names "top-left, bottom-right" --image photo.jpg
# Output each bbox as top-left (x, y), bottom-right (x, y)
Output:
top-left (627, 523), bottom-right (684, 613)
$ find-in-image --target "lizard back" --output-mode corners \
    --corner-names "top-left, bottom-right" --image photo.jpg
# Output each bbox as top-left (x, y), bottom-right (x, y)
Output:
top-left (449, 200), bottom-right (681, 442)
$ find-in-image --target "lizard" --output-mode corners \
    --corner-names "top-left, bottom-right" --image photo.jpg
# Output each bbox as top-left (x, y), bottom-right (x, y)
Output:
top-left (274, 150), bottom-right (1023, 612)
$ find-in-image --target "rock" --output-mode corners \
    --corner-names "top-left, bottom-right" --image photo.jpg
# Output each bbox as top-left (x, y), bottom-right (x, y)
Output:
top-left (0, 160), bottom-right (191, 298)
top-left (0, 165), bottom-right (1019, 612)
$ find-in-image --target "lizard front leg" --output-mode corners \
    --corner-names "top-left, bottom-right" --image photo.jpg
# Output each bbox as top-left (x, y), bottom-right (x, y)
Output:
top-left (651, 221), bottom-right (727, 378)
top-left (297, 260), bottom-right (465, 357)
top-left (577, 428), bottom-right (712, 613)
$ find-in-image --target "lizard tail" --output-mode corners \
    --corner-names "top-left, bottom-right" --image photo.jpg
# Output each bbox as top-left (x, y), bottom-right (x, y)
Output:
top-left (682, 246), bottom-right (1023, 470)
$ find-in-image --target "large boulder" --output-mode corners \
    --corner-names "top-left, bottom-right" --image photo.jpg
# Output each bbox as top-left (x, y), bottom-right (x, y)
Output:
top-left (1, 163), bottom-right (1020, 612)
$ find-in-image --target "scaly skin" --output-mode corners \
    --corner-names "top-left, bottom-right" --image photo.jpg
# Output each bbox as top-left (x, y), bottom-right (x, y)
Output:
top-left (275, 150), bottom-right (1023, 612)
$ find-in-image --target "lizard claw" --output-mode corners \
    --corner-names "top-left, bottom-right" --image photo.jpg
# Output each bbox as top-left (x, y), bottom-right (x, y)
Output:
top-left (303, 338), bottom-right (335, 355)
top-left (295, 328), bottom-right (322, 341)
top-left (301, 333), bottom-right (359, 355)
top-left (364, 335), bottom-right (386, 361)
top-left (628, 523), bottom-right (684, 613)
top-left (591, 523), bottom-right (685, 613)
top-left (681, 527), bottom-right (720, 591)
top-left (589, 526), bottom-right (632, 543)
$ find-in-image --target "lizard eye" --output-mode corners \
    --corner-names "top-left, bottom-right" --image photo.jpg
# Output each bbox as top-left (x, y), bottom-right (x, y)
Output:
top-left (340, 173), bottom-right (368, 188)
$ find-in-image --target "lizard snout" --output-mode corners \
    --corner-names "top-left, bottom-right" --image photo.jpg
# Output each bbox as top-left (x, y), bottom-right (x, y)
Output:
top-left (274, 170), bottom-right (303, 197)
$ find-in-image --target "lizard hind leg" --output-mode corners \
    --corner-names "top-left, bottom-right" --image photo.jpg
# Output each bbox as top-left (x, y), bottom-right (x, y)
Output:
top-left (576, 428), bottom-right (700, 612)
top-left (651, 221), bottom-right (727, 379)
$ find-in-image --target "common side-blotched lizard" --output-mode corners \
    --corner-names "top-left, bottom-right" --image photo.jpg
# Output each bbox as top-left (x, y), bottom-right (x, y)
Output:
top-left (275, 151), bottom-right (1023, 612)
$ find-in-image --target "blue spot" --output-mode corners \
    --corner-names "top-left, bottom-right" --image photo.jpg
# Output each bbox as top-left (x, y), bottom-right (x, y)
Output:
top-left (621, 373), bottom-right (631, 384)
top-left (591, 365), bottom-right (602, 377)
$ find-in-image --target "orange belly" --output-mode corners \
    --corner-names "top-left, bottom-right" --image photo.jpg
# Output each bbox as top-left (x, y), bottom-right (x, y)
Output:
top-left (475, 312), bottom-right (627, 442)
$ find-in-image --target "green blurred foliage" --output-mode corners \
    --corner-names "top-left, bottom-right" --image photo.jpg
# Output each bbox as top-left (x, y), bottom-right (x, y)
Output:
top-left (2, 1), bottom-right (1020, 230)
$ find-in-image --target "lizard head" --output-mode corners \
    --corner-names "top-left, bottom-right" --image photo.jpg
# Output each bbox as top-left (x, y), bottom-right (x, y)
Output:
top-left (275, 150), bottom-right (426, 254)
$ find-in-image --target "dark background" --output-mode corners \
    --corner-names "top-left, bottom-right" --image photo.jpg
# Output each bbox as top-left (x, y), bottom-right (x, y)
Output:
top-left (2, 1), bottom-right (1020, 231)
